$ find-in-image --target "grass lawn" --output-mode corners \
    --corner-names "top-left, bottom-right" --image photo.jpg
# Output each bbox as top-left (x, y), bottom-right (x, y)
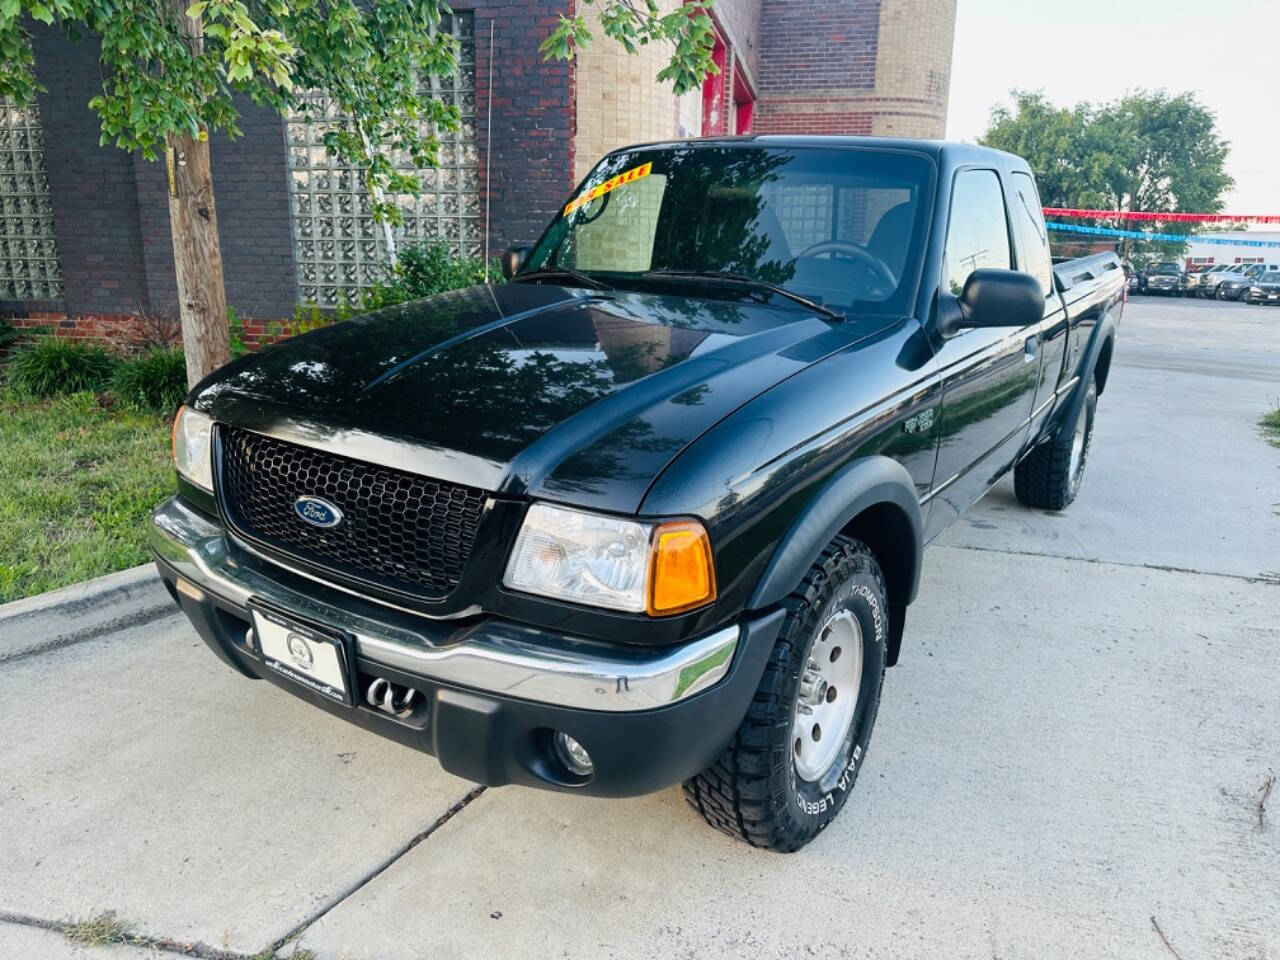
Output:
top-left (1262, 405), bottom-right (1280, 448)
top-left (0, 389), bottom-right (174, 603)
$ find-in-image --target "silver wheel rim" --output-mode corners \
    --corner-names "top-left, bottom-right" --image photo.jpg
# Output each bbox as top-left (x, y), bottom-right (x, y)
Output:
top-left (792, 609), bottom-right (863, 782)
top-left (1069, 399), bottom-right (1089, 483)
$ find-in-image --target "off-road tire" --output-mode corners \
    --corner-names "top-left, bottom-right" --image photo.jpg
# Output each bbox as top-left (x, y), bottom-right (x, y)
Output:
top-left (1014, 375), bottom-right (1097, 510)
top-left (682, 536), bottom-right (888, 852)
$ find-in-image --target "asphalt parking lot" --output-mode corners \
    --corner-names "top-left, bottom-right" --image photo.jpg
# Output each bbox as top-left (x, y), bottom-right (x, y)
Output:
top-left (1, 297), bottom-right (1277, 960)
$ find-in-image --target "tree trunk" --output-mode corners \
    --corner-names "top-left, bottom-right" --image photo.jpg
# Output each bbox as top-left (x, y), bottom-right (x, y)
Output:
top-left (167, 131), bottom-right (230, 387)
top-left (357, 121), bottom-right (397, 266)
top-left (166, 0), bottom-right (230, 388)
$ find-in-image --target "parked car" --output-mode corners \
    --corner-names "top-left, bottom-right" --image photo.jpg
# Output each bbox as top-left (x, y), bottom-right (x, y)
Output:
top-left (1142, 261), bottom-right (1183, 296)
top-left (1183, 266), bottom-right (1205, 295)
top-left (1198, 264), bottom-right (1240, 298)
top-left (1122, 262), bottom-right (1139, 294)
top-left (1243, 271), bottom-right (1280, 304)
top-left (1218, 271), bottom-right (1257, 300)
top-left (152, 138), bottom-right (1125, 852)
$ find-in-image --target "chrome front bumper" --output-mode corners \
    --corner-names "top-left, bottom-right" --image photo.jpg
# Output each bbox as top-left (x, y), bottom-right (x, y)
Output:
top-left (150, 497), bottom-right (740, 713)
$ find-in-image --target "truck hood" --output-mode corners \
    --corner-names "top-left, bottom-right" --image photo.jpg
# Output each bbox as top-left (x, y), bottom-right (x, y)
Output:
top-left (191, 282), bottom-right (890, 512)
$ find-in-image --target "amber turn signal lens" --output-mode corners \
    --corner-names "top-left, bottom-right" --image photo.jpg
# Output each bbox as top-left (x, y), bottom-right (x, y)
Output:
top-left (171, 404), bottom-right (184, 465)
top-left (648, 521), bottom-right (716, 616)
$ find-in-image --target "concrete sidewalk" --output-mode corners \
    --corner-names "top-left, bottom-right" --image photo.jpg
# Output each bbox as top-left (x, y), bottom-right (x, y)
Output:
top-left (1, 299), bottom-right (1277, 960)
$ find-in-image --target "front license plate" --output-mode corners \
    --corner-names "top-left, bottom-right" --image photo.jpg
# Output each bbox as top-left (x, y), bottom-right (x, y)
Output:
top-left (251, 605), bottom-right (352, 705)
top-left (1269, 294), bottom-right (1278, 300)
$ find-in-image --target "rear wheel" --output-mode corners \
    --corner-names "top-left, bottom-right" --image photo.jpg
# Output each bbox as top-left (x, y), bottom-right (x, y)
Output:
top-left (1015, 375), bottom-right (1097, 510)
top-left (683, 535), bottom-right (888, 852)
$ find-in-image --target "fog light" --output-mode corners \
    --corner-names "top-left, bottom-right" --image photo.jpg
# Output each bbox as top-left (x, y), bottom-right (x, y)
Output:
top-left (553, 731), bottom-right (594, 776)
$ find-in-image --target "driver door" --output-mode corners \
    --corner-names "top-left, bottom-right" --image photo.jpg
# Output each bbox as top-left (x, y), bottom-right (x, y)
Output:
top-left (924, 168), bottom-right (1042, 540)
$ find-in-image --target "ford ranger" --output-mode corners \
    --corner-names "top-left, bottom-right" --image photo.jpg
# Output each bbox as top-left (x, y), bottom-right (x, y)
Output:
top-left (152, 137), bottom-right (1124, 851)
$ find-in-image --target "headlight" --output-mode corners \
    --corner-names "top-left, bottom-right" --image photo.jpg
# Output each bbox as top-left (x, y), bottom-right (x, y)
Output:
top-left (503, 503), bottom-right (716, 615)
top-left (172, 405), bottom-right (214, 492)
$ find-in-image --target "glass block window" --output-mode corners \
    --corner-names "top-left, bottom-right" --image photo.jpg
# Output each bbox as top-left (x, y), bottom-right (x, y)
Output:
top-left (772, 184), bottom-right (835, 254)
top-left (0, 98), bottom-right (62, 301)
top-left (284, 13), bottom-right (480, 307)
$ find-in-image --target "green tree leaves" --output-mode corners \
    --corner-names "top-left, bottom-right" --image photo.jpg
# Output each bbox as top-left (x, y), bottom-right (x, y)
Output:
top-left (541, 0), bottom-right (718, 96)
top-left (0, 0), bottom-right (719, 250)
top-left (980, 89), bottom-right (1234, 262)
top-left (0, 0), bottom-right (457, 202)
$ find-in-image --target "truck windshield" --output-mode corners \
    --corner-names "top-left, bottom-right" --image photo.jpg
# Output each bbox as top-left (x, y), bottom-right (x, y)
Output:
top-left (1154, 264), bottom-right (1179, 275)
top-left (523, 145), bottom-right (933, 316)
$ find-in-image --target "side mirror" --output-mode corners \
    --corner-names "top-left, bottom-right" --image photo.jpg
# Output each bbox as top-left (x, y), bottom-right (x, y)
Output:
top-left (502, 244), bottom-right (531, 280)
top-left (936, 268), bottom-right (1044, 338)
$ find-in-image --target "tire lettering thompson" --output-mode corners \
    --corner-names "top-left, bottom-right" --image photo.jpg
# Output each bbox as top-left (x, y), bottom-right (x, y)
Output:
top-left (851, 584), bottom-right (884, 644)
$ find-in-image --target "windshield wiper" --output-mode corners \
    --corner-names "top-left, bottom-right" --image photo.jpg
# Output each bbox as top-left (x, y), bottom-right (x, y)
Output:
top-left (642, 270), bottom-right (844, 321)
top-left (511, 266), bottom-right (613, 291)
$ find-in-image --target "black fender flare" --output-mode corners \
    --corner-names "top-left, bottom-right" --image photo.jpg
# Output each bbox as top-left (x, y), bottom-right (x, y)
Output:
top-left (748, 455), bottom-right (923, 665)
top-left (1056, 311), bottom-right (1117, 437)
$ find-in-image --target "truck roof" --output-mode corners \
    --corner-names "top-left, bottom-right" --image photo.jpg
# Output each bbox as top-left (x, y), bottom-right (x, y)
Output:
top-left (604, 135), bottom-right (1028, 171)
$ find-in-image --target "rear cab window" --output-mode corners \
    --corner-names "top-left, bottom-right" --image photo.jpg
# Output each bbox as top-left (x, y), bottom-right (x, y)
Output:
top-left (1009, 172), bottom-right (1053, 295)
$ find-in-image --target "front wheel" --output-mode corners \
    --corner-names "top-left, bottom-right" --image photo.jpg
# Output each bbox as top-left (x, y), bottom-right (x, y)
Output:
top-left (1015, 375), bottom-right (1097, 510)
top-left (683, 536), bottom-right (888, 852)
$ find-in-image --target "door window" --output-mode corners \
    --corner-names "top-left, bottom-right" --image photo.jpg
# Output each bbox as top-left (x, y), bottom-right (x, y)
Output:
top-left (943, 169), bottom-right (1011, 296)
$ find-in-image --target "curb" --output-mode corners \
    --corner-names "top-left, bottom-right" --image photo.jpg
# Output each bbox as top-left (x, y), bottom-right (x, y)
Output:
top-left (0, 563), bottom-right (176, 664)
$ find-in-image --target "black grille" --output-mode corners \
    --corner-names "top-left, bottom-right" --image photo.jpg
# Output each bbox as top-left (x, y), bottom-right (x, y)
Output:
top-left (218, 426), bottom-right (487, 596)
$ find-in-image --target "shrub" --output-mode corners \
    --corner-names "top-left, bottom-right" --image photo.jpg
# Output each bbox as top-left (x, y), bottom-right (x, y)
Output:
top-left (127, 307), bottom-right (182, 350)
top-left (227, 305), bottom-right (247, 359)
top-left (361, 241), bottom-right (497, 310)
top-left (10, 337), bottom-right (118, 397)
top-left (0, 317), bottom-right (17, 356)
top-left (111, 346), bottom-right (188, 412)
top-left (290, 301), bottom-right (343, 336)
top-left (226, 242), bottom-right (498, 355)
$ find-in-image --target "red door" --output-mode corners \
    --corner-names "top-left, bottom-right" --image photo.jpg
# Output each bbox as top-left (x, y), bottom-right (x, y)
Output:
top-left (733, 67), bottom-right (755, 134)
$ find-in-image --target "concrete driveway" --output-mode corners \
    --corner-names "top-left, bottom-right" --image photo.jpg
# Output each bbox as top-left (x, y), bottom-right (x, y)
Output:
top-left (2, 297), bottom-right (1277, 960)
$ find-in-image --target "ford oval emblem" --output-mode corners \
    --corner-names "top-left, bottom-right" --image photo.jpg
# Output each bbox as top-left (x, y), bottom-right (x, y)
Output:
top-left (294, 496), bottom-right (344, 529)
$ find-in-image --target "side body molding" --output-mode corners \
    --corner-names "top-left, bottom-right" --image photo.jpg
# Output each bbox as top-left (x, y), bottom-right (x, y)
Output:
top-left (748, 456), bottom-right (924, 664)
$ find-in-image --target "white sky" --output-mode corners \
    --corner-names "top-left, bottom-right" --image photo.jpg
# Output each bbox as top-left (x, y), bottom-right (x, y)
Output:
top-left (945, 0), bottom-right (1279, 217)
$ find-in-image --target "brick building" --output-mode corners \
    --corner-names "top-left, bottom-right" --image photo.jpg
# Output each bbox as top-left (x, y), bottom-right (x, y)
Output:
top-left (1, 0), bottom-right (956, 342)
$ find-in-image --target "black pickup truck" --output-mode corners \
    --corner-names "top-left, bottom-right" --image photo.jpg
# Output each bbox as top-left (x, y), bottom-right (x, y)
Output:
top-left (153, 137), bottom-right (1124, 851)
